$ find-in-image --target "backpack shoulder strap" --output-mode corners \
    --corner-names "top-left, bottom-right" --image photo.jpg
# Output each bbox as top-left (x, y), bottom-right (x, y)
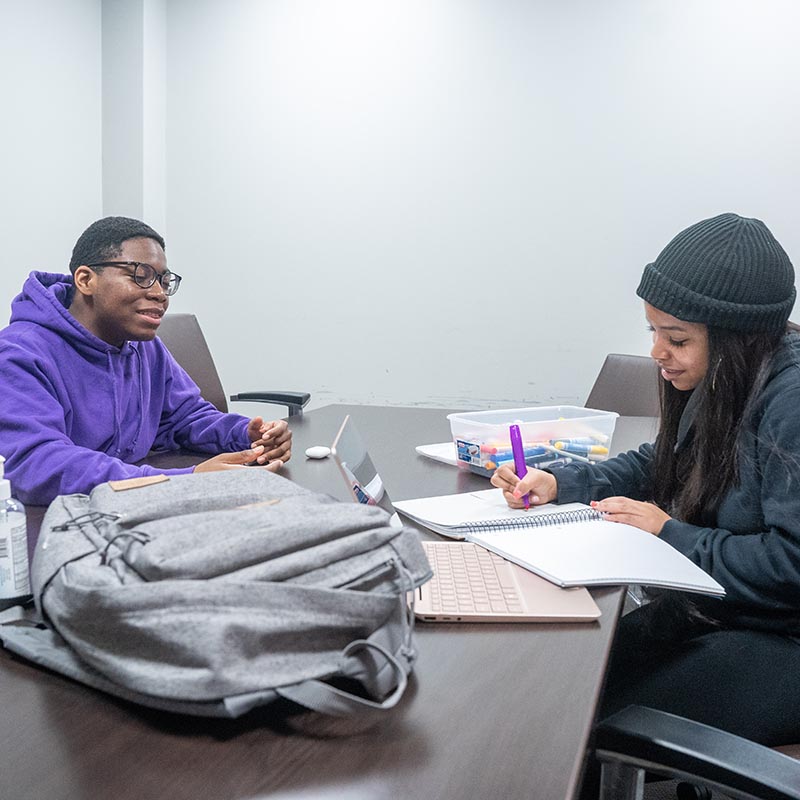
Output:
top-left (275, 639), bottom-right (408, 716)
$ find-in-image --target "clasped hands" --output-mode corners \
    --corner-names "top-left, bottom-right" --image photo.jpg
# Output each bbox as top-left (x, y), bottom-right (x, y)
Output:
top-left (194, 417), bottom-right (293, 473)
top-left (490, 463), bottom-right (670, 536)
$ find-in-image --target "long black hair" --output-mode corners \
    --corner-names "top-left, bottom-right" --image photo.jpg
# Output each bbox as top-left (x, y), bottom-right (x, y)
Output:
top-left (651, 324), bottom-right (795, 524)
top-left (642, 323), bottom-right (794, 633)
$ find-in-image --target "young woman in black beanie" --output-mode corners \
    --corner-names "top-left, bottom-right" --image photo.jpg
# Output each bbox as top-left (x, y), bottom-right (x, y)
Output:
top-left (492, 212), bottom-right (800, 747)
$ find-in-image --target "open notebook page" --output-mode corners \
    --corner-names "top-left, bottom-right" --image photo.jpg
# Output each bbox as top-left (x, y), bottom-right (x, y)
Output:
top-left (395, 489), bottom-right (724, 596)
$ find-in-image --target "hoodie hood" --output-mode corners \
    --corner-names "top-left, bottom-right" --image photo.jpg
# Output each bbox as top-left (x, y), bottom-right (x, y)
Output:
top-left (673, 329), bottom-right (800, 452)
top-left (768, 330), bottom-right (800, 379)
top-left (6, 270), bottom-right (144, 463)
top-left (10, 271), bottom-right (135, 358)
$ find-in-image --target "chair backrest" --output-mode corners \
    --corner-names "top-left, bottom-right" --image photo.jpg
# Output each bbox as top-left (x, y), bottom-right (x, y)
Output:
top-left (157, 313), bottom-right (229, 413)
top-left (586, 354), bottom-right (661, 417)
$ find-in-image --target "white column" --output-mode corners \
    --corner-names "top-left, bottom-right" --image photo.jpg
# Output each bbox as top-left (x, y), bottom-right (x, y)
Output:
top-left (101, 0), bottom-right (166, 234)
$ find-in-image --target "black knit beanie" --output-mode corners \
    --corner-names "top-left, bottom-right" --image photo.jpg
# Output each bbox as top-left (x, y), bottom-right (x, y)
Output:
top-left (636, 213), bottom-right (796, 332)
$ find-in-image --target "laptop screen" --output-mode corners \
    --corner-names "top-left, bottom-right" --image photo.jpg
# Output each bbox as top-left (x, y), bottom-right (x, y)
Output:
top-left (331, 414), bottom-right (386, 506)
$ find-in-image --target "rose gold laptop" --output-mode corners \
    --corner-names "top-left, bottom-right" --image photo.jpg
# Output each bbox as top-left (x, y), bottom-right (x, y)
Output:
top-left (331, 415), bottom-right (601, 623)
top-left (413, 539), bottom-right (601, 623)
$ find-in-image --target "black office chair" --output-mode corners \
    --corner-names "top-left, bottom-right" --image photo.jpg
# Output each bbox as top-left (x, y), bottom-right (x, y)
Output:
top-left (157, 313), bottom-right (310, 417)
top-left (586, 354), bottom-right (661, 417)
top-left (594, 705), bottom-right (800, 800)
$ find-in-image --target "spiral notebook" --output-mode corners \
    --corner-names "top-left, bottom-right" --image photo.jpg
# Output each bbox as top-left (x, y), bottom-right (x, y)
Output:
top-left (393, 489), bottom-right (725, 596)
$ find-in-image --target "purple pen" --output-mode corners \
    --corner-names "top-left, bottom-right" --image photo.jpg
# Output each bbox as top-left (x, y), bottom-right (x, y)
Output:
top-left (509, 424), bottom-right (530, 510)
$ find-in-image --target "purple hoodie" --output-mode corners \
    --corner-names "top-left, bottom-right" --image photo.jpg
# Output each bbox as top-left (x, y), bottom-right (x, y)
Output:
top-left (0, 272), bottom-right (251, 505)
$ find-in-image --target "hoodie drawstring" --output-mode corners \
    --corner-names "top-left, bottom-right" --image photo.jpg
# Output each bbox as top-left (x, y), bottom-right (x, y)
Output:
top-left (107, 345), bottom-right (146, 458)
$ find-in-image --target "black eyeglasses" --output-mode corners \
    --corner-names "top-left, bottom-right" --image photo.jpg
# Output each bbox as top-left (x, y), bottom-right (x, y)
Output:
top-left (87, 261), bottom-right (182, 296)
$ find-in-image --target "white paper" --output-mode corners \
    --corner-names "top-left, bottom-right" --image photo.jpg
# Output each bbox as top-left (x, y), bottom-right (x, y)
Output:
top-left (415, 442), bottom-right (458, 467)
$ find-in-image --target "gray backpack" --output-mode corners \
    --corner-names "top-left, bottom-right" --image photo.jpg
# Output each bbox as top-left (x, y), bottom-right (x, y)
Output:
top-left (0, 470), bottom-right (431, 717)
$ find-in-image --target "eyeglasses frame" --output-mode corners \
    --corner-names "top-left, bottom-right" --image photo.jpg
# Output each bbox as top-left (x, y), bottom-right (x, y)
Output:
top-left (85, 261), bottom-right (182, 296)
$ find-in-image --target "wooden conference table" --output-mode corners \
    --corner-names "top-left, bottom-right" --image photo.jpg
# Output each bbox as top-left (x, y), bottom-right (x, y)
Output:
top-left (1, 405), bottom-right (659, 800)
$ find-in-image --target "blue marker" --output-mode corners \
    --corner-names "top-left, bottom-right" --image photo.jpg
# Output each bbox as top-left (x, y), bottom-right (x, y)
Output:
top-left (540, 443), bottom-right (593, 464)
top-left (491, 450), bottom-right (565, 468)
top-left (550, 436), bottom-right (608, 445)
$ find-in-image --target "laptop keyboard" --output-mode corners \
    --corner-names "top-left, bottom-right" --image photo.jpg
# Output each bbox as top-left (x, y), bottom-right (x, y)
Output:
top-left (421, 540), bottom-right (524, 614)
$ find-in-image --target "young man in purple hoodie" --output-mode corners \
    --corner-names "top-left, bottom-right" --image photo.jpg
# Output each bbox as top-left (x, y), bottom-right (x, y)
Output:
top-left (0, 216), bottom-right (292, 507)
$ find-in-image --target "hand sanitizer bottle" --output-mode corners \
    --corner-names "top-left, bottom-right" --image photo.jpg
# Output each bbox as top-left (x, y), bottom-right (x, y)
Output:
top-left (0, 455), bottom-right (31, 610)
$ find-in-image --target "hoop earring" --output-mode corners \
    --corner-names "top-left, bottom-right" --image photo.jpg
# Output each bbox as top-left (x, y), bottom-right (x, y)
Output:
top-left (710, 356), bottom-right (722, 391)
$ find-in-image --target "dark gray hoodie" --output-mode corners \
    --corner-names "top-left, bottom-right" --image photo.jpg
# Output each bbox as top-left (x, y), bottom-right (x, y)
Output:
top-left (554, 332), bottom-right (800, 634)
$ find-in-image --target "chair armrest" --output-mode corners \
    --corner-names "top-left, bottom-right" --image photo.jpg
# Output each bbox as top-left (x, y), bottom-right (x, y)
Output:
top-left (594, 705), bottom-right (800, 800)
top-left (229, 391), bottom-right (311, 418)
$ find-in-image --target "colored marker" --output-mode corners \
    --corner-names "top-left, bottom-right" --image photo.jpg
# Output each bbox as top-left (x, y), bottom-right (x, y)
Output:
top-left (488, 455), bottom-right (568, 471)
top-left (482, 445), bottom-right (548, 458)
top-left (550, 436), bottom-right (609, 445)
top-left (540, 443), bottom-right (593, 464)
top-left (489, 449), bottom-right (567, 467)
top-left (509, 424), bottom-right (530, 510)
top-left (553, 442), bottom-right (609, 455)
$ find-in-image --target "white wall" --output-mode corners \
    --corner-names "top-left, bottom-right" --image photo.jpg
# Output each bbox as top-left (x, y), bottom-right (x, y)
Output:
top-left (163, 0), bottom-right (800, 412)
top-left (3, 1), bottom-right (800, 416)
top-left (0, 1), bottom-right (102, 318)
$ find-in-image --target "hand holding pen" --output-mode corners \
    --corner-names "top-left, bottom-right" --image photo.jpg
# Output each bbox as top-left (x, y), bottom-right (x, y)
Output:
top-left (490, 462), bottom-right (558, 510)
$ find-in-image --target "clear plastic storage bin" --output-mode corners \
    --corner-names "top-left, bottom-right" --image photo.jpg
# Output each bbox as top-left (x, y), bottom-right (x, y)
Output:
top-left (447, 406), bottom-right (619, 477)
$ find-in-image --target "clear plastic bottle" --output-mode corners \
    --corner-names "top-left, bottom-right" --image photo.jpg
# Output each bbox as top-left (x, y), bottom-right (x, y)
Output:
top-left (0, 455), bottom-right (31, 610)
